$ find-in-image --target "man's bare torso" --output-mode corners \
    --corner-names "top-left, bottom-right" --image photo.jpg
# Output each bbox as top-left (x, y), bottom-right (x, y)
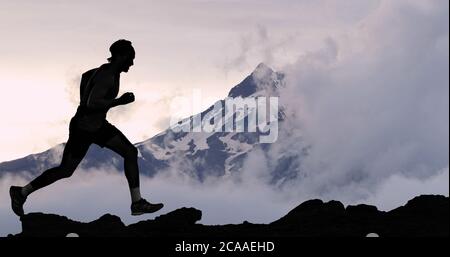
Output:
top-left (90, 64), bottom-right (120, 102)
top-left (75, 64), bottom-right (120, 131)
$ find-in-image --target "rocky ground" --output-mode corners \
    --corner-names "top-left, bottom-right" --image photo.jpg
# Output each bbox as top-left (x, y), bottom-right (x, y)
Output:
top-left (10, 195), bottom-right (449, 237)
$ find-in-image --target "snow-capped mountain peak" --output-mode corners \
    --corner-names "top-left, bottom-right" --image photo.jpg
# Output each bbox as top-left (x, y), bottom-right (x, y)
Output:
top-left (228, 63), bottom-right (284, 98)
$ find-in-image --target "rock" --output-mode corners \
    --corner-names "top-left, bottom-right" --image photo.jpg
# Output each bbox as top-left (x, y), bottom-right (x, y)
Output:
top-left (13, 195), bottom-right (449, 237)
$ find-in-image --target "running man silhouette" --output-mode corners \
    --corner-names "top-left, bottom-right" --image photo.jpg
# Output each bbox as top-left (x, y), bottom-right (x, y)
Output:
top-left (10, 39), bottom-right (164, 216)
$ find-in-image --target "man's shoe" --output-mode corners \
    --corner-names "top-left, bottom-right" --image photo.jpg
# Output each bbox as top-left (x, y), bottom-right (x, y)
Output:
top-left (131, 198), bottom-right (164, 216)
top-left (10, 186), bottom-right (26, 217)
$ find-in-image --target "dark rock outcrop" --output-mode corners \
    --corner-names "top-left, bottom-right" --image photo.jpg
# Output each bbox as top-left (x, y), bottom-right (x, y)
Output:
top-left (11, 195), bottom-right (449, 237)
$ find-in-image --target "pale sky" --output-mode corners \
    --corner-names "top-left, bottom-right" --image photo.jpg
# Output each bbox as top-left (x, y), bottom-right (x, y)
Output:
top-left (0, 0), bottom-right (382, 161)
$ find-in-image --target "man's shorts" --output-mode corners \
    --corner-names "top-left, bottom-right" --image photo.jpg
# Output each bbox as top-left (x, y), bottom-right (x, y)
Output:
top-left (68, 117), bottom-right (121, 157)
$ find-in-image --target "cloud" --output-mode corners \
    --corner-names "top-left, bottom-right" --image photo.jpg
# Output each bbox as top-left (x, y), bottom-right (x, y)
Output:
top-left (364, 167), bottom-right (449, 210)
top-left (1, 164), bottom-right (447, 237)
top-left (274, 0), bottom-right (449, 201)
top-left (221, 24), bottom-right (299, 74)
top-left (64, 71), bottom-right (82, 108)
top-left (0, 164), bottom-right (293, 236)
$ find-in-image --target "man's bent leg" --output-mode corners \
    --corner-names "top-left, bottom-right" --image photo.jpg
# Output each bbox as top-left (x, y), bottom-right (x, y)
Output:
top-left (103, 129), bottom-right (163, 215)
top-left (103, 132), bottom-right (140, 200)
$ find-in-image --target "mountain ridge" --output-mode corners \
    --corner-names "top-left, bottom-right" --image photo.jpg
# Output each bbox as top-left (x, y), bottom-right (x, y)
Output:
top-left (0, 63), bottom-right (298, 184)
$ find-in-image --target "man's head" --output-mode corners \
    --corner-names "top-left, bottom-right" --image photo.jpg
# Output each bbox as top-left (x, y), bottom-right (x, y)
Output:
top-left (108, 39), bottom-right (135, 72)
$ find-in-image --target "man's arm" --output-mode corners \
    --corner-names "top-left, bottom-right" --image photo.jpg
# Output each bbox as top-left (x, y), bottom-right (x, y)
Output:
top-left (86, 74), bottom-right (134, 110)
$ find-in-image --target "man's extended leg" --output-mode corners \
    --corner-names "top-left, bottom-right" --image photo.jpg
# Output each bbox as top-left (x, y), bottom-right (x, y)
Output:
top-left (103, 131), bottom-right (163, 215)
top-left (10, 137), bottom-right (89, 216)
